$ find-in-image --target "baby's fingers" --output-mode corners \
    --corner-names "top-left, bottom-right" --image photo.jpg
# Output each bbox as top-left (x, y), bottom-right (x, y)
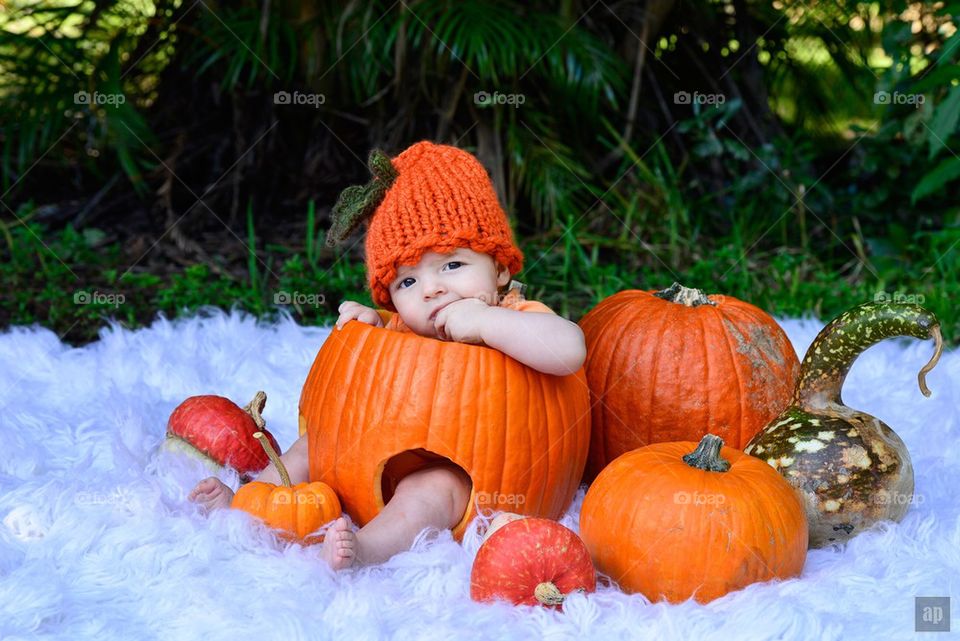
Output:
top-left (336, 307), bottom-right (381, 329)
top-left (356, 309), bottom-right (383, 327)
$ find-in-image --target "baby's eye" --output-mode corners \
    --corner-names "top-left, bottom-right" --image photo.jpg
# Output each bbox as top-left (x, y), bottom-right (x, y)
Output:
top-left (443, 261), bottom-right (463, 270)
top-left (397, 277), bottom-right (416, 289)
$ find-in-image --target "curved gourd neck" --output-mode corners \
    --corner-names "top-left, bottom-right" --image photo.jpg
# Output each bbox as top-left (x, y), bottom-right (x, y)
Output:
top-left (794, 302), bottom-right (942, 410)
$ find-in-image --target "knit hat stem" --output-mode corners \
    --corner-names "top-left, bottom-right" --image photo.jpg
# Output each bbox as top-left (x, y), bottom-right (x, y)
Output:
top-left (326, 149), bottom-right (398, 247)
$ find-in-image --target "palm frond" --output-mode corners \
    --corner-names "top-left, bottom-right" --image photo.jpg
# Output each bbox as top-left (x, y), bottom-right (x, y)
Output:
top-left (506, 110), bottom-right (594, 230)
top-left (181, 4), bottom-right (299, 91)
top-left (0, 0), bottom-right (158, 195)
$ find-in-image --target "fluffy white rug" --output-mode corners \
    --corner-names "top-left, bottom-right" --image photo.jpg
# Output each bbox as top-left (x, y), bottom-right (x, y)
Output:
top-left (0, 308), bottom-right (956, 641)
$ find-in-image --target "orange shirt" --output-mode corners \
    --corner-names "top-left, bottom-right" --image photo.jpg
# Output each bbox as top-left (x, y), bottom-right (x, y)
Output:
top-left (375, 281), bottom-right (554, 332)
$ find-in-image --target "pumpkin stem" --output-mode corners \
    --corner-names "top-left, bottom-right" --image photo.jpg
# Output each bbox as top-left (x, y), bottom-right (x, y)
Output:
top-left (534, 582), bottom-right (566, 606)
top-left (254, 431), bottom-right (291, 488)
top-left (918, 324), bottom-right (943, 397)
top-left (653, 282), bottom-right (716, 307)
top-left (794, 302), bottom-right (942, 410)
top-left (682, 434), bottom-right (730, 472)
top-left (242, 391), bottom-right (267, 430)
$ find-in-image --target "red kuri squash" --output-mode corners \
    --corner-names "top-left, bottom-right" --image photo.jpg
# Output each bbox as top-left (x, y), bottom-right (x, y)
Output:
top-left (165, 391), bottom-right (281, 481)
top-left (471, 517), bottom-right (596, 607)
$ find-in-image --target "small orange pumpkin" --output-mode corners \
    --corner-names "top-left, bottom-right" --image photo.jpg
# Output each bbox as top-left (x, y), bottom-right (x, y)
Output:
top-left (578, 283), bottom-right (800, 480)
top-left (579, 434), bottom-right (807, 603)
top-left (231, 432), bottom-right (342, 544)
top-left (298, 321), bottom-right (591, 540)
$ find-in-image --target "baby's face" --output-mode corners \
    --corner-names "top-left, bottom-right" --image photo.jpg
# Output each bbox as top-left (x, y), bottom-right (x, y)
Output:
top-left (389, 248), bottom-right (511, 338)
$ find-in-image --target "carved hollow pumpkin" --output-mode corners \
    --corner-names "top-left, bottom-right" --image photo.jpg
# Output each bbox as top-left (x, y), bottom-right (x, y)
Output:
top-left (298, 321), bottom-right (591, 540)
top-left (577, 282), bottom-right (800, 480)
top-left (580, 434), bottom-right (808, 603)
top-left (744, 302), bottom-right (943, 548)
top-left (231, 432), bottom-right (342, 544)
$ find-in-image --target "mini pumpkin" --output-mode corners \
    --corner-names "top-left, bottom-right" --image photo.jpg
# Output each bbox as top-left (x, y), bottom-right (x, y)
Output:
top-left (298, 321), bottom-right (591, 540)
top-left (745, 302), bottom-right (943, 547)
top-left (231, 432), bottom-right (342, 544)
top-left (471, 517), bottom-right (596, 607)
top-left (577, 283), bottom-right (800, 480)
top-left (580, 434), bottom-right (808, 603)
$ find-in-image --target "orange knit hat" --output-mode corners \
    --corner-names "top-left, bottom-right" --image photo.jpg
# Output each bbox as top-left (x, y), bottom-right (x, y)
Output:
top-left (326, 141), bottom-right (524, 311)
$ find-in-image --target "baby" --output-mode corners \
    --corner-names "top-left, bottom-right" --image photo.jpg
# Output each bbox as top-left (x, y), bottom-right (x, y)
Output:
top-left (189, 141), bottom-right (586, 571)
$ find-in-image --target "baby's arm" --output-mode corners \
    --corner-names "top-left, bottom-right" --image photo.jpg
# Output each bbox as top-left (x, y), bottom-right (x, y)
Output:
top-left (478, 307), bottom-right (586, 376)
top-left (188, 433), bottom-right (311, 511)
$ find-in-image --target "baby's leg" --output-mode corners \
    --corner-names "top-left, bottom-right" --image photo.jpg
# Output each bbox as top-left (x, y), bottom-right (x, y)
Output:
top-left (320, 463), bottom-right (471, 569)
top-left (255, 432), bottom-right (310, 485)
top-left (358, 463), bottom-right (471, 564)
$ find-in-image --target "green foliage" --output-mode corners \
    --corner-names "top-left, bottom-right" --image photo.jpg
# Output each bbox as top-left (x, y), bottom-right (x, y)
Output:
top-left (2, 1), bottom-right (960, 348)
top-left (2, 205), bottom-right (958, 346)
top-left (846, 4), bottom-right (960, 212)
top-left (183, 4), bottom-right (299, 90)
top-left (0, 1), bottom-right (160, 193)
top-left (0, 208), bottom-right (372, 343)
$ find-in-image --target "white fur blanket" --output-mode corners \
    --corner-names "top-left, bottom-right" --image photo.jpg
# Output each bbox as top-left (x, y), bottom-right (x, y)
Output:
top-left (0, 309), bottom-right (956, 640)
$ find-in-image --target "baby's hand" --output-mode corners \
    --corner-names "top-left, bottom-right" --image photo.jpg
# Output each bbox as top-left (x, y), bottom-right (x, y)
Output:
top-left (188, 477), bottom-right (234, 512)
top-left (336, 301), bottom-right (384, 330)
top-left (433, 297), bottom-right (493, 344)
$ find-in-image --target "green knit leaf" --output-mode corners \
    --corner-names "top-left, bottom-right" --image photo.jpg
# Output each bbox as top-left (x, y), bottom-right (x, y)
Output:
top-left (326, 149), bottom-right (399, 246)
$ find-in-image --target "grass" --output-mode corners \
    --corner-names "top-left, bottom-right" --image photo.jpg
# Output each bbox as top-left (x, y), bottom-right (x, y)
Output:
top-left (1, 204), bottom-right (957, 348)
top-left (523, 221), bottom-right (959, 341)
top-left (0, 212), bottom-right (371, 344)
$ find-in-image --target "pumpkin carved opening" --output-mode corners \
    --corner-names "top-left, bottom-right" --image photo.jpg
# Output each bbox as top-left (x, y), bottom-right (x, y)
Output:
top-left (376, 448), bottom-right (474, 531)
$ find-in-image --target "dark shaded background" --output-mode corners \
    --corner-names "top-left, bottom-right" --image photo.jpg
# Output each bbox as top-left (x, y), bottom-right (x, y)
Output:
top-left (1, 0), bottom-right (958, 344)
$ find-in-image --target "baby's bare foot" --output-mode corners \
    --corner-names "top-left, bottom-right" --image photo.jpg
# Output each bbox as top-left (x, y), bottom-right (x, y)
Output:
top-left (320, 517), bottom-right (357, 570)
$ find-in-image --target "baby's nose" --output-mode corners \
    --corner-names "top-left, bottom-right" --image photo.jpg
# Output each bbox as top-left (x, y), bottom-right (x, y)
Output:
top-left (423, 282), bottom-right (445, 298)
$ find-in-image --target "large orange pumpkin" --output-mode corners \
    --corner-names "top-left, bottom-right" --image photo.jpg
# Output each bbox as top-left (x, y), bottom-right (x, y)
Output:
top-left (298, 321), bottom-right (591, 540)
top-left (578, 282), bottom-right (799, 480)
top-left (580, 434), bottom-right (808, 603)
